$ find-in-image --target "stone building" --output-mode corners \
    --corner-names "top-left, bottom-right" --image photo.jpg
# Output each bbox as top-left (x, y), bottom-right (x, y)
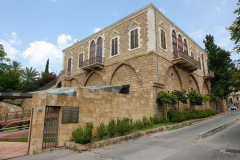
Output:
top-left (57, 4), bottom-right (214, 113)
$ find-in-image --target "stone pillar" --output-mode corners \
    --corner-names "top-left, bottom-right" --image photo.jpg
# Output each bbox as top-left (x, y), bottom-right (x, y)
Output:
top-left (28, 93), bottom-right (47, 155)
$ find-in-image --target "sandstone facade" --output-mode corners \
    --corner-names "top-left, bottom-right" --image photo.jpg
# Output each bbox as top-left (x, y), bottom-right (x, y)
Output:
top-left (58, 4), bottom-right (213, 114)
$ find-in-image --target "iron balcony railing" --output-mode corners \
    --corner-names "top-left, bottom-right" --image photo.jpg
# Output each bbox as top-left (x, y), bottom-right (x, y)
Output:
top-left (173, 50), bottom-right (201, 68)
top-left (80, 55), bottom-right (104, 68)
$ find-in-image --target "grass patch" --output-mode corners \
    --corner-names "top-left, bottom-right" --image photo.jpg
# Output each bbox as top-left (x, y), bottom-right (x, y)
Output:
top-left (0, 138), bottom-right (28, 142)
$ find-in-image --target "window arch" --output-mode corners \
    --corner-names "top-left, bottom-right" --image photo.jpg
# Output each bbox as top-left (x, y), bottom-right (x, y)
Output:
top-left (172, 30), bottom-right (177, 53)
top-left (183, 39), bottom-right (188, 54)
top-left (97, 37), bottom-right (102, 57)
top-left (178, 34), bottom-right (183, 53)
top-left (90, 40), bottom-right (95, 64)
top-left (198, 56), bottom-right (201, 70)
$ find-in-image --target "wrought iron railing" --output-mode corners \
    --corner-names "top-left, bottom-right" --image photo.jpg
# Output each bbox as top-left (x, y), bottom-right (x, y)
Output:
top-left (80, 55), bottom-right (104, 68)
top-left (173, 51), bottom-right (200, 68)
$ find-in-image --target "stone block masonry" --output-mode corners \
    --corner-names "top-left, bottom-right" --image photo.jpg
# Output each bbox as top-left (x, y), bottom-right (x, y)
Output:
top-left (28, 87), bottom-right (153, 154)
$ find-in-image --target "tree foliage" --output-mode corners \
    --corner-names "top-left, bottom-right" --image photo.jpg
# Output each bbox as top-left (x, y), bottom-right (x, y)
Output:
top-left (156, 91), bottom-right (177, 104)
top-left (11, 61), bottom-right (22, 73)
top-left (20, 67), bottom-right (39, 82)
top-left (0, 70), bottom-right (20, 92)
top-left (228, 2), bottom-right (240, 54)
top-left (187, 89), bottom-right (203, 106)
top-left (44, 59), bottom-right (49, 74)
top-left (203, 35), bottom-right (235, 98)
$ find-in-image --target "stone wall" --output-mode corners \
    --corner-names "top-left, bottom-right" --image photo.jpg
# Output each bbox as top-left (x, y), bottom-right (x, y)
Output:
top-left (28, 87), bottom-right (153, 154)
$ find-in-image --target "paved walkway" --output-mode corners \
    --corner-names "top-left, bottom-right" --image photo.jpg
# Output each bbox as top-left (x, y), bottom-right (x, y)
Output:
top-left (0, 142), bottom-right (28, 160)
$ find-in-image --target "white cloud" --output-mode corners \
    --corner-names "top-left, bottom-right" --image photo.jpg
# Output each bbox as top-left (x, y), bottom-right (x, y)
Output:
top-left (190, 29), bottom-right (205, 40)
top-left (22, 34), bottom-right (73, 72)
top-left (93, 27), bottom-right (101, 33)
top-left (0, 32), bottom-right (21, 60)
top-left (57, 34), bottom-right (72, 49)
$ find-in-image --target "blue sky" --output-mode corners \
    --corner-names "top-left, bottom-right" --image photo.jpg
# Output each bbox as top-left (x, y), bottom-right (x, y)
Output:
top-left (0, 0), bottom-right (239, 73)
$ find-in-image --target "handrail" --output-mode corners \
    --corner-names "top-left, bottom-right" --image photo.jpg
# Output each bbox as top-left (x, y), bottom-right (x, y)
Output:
top-left (2, 119), bottom-right (30, 129)
top-left (80, 55), bottom-right (104, 68)
top-left (173, 50), bottom-right (200, 68)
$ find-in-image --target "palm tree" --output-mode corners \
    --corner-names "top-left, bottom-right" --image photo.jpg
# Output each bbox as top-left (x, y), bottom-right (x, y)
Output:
top-left (11, 61), bottom-right (22, 72)
top-left (21, 67), bottom-right (39, 81)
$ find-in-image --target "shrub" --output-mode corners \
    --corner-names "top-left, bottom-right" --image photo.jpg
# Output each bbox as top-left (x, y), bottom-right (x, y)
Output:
top-left (117, 117), bottom-right (132, 136)
top-left (135, 120), bottom-right (144, 129)
top-left (150, 115), bottom-right (160, 124)
top-left (72, 122), bottom-right (93, 144)
top-left (107, 119), bottom-right (117, 137)
top-left (97, 122), bottom-right (106, 139)
top-left (168, 109), bottom-right (218, 122)
top-left (142, 116), bottom-right (152, 127)
top-left (187, 89), bottom-right (203, 106)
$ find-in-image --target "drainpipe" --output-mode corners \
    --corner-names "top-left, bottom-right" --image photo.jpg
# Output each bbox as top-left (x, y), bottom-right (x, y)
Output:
top-left (155, 9), bottom-right (160, 117)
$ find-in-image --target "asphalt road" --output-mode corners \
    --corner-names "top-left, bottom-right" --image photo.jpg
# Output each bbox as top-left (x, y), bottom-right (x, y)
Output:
top-left (14, 110), bottom-right (240, 160)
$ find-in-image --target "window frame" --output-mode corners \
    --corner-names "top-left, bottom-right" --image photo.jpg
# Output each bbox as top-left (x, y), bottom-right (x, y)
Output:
top-left (183, 39), bottom-right (188, 54)
top-left (96, 37), bottom-right (103, 57)
top-left (172, 30), bottom-right (177, 53)
top-left (178, 34), bottom-right (183, 53)
top-left (67, 57), bottom-right (72, 77)
top-left (78, 52), bottom-right (84, 69)
top-left (160, 27), bottom-right (167, 51)
top-left (110, 36), bottom-right (120, 58)
top-left (129, 26), bottom-right (141, 51)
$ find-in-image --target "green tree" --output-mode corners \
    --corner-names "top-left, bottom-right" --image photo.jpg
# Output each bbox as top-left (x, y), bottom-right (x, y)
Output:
top-left (21, 67), bottom-right (39, 82)
top-left (208, 93), bottom-right (221, 111)
top-left (0, 70), bottom-right (20, 92)
top-left (187, 88), bottom-right (203, 106)
top-left (0, 44), bottom-right (10, 70)
top-left (231, 68), bottom-right (240, 89)
top-left (44, 59), bottom-right (49, 74)
top-left (228, 2), bottom-right (240, 54)
top-left (156, 91), bottom-right (177, 118)
top-left (11, 61), bottom-right (22, 73)
top-left (172, 90), bottom-right (188, 111)
top-left (203, 35), bottom-right (235, 99)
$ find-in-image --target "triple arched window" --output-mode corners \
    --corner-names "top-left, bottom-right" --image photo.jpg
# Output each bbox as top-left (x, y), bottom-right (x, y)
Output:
top-left (172, 30), bottom-right (188, 56)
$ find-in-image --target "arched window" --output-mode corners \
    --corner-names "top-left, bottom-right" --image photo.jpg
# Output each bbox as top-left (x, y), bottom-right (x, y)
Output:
top-left (97, 37), bottom-right (102, 57)
top-left (178, 34), bottom-right (183, 53)
top-left (191, 51), bottom-right (194, 59)
top-left (172, 30), bottom-right (178, 58)
top-left (183, 39), bottom-right (188, 54)
top-left (198, 57), bottom-right (201, 70)
top-left (202, 54), bottom-right (205, 74)
top-left (90, 40), bottom-right (95, 64)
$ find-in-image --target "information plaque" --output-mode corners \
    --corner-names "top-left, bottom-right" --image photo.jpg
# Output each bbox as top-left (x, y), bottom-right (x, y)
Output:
top-left (62, 107), bottom-right (79, 124)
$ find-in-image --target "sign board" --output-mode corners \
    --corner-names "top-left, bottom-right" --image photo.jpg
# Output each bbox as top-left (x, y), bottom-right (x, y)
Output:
top-left (62, 107), bottom-right (79, 124)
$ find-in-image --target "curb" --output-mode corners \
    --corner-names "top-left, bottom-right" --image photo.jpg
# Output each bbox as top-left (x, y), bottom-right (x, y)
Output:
top-left (65, 112), bottom-right (228, 152)
top-left (197, 117), bottom-right (240, 139)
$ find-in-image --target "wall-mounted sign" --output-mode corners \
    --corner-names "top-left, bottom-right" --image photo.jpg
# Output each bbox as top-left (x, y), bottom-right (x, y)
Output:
top-left (62, 107), bottom-right (79, 124)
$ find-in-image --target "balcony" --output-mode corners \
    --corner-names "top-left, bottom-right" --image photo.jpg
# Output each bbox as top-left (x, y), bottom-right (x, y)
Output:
top-left (80, 56), bottom-right (104, 70)
top-left (203, 70), bottom-right (215, 79)
top-left (172, 51), bottom-right (200, 71)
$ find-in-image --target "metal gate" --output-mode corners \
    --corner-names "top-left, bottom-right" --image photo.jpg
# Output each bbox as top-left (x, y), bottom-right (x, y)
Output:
top-left (43, 106), bottom-right (60, 148)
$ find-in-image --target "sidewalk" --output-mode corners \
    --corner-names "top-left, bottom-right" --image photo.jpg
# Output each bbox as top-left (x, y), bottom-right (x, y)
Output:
top-left (0, 142), bottom-right (28, 160)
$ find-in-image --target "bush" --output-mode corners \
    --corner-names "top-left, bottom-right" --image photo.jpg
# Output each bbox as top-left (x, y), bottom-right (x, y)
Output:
top-left (107, 119), bottom-right (117, 137)
top-left (187, 89), bottom-right (203, 106)
top-left (117, 117), bottom-right (132, 136)
top-left (135, 120), bottom-right (144, 129)
top-left (72, 122), bottom-right (93, 144)
top-left (97, 122), bottom-right (106, 139)
top-left (142, 116), bottom-right (152, 127)
top-left (168, 109), bottom-right (218, 122)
